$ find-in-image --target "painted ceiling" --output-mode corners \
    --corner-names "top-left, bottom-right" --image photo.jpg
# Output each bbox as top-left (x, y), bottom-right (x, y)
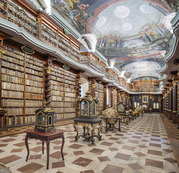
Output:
top-left (51, 0), bottom-right (175, 82)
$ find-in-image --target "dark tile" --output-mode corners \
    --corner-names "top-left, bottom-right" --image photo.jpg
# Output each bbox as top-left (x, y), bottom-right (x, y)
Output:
top-left (89, 148), bottom-right (104, 154)
top-left (72, 157), bottom-right (92, 167)
top-left (11, 148), bottom-right (23, 153)
top-left (138, 145), bottom-right (147, 148)
top-left (128, 140), bottom-right (139, 144)
top-left (74, 151), bottom-right (84, 155)
top-left (0, 149), bottom-right (4, 153)
top-left (114, 153), bottom-right (131, 161)
top-left (122, 145), bottom-right (136, 151)
top-left (145, 158), bottom-right (163, 169)
top-left (100, 142), bottom-right (113, 146)
top-left (14, 142), bottom-right (25, 147)
top-left (0, 144), bottom-right (8, 147)
top-left (109, 147), bottom-right (118, 151)
top-left (0, 154), bottom-right (22, 164)
top-left (31, 146), bottom-right (42, 152)
top-left (52, 161), bottom-right (65, 168)
top-left (69, 144), bottom-right (83, 149)
top-left (2, 138), bottom-right (16, 142)
top-left (163, 149), bottom-right (173, 153)
top-left (52, 140), bottom-right (62, 145)
top-left (17, 162), bottom-right (44, 173)
top-left (149, 143), bottom-right (161, 148)
top-left (148, 149), bottom-right (162, 156)
top-left (29, 155), bottom-right (42, 160)
top-left (164, 158), bottom-right (177, 163)
top-left (98, 156), bottom-right (110, 162)
top-left (134, 152), bottom-right (145, 157)
top-left (50, 151), bottom-right (63, 159)
top-left (109, 137), bottom-right (119, 140)
top-left (132, 136), bottom-right (141, 139)
top-left (128, 163), bottom-right (143, 170)
top-left (102, 164), bottom-right (124, 173)
top-left (150, 138), bottom-right (161, 142)
top-left (54, 146), bottom-right (61, 150)
top-left (80, 170), bottom-right (94, 173)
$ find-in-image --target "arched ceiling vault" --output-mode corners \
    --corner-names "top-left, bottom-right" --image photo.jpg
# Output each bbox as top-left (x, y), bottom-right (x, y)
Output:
top-left (77, 0), bottom-right (175, 82)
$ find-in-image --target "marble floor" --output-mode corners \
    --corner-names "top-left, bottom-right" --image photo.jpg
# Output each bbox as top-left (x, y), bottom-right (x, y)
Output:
top-left (0, 113), bottom-right (179, 173)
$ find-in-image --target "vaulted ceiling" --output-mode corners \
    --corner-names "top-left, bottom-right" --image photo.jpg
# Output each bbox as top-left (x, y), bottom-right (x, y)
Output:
top-left (30, 0), bottom-right (176, 83)
top-left (78, 0), bottom-right (175, 81)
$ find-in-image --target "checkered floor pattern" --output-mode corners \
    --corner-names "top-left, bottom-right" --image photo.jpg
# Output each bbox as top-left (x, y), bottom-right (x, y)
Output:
top-left (0, 113), bottom-right (178, 173)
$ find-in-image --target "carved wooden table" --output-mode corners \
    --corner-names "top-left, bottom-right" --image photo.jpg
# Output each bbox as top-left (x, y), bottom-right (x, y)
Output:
top-left (25, 129), bottom-right (64, 169)
top-left (74, 117), bottom-right (102, 144)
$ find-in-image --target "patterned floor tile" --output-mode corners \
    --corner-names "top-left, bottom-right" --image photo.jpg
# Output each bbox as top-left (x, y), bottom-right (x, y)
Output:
top-left (17, 162), bottom-right (44, 173)
top-left (102, 164), bottom-right (124, 173)
top-left (128, 163), bottom-right (143, 170)
top-left (0, 154), bottom-right (22, 164)
top-left (52, 161), bottom-right (65, 168)
top-left (114, 153), bottom-right (131, 161)
top-left (72, 157), bottom-right (92, 167)
top-left (145, 158), bottom-right (163, 169)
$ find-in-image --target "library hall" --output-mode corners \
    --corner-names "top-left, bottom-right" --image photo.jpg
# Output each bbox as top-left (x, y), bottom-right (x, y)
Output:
top-left (0, 0), bottom-right (179, 172)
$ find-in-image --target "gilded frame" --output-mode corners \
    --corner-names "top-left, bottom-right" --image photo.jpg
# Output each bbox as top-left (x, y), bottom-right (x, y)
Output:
top-left (142, 95), bottom-right (148, 103)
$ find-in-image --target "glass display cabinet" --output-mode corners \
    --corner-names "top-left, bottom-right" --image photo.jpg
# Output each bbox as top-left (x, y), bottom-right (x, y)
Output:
top-left (117, 102), bottom-right (129, 125)
top-left (80, 91), bottom-right (97, 118)
top-left (74, 91), bottom-right (102, 144)
top-left (34, 106), bottom-right (55, 132)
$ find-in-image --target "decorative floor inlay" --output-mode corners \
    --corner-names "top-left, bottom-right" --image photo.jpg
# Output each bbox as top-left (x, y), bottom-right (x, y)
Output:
top-left (0, 113), bottom-right (179, 172)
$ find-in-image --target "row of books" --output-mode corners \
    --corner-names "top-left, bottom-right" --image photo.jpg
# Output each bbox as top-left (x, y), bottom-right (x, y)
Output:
top-left (2, 60), bottom-right (24, 71)
top-left (2, 67), bottom-right (24, 77)
top-left (26, 100), bottom-right (42, 107)
top-left (2, 81), bottom-right (24, 91)
top-left (26, 61), bottom-right (43, 71)
top-left (4, 49), bottom-right (24, 61)
top-left (26, 79), bottom-right (43, 87)
top-left (51, 95), bottom-right (63, 101)
top-left (25, 73), bottom-right (43, 82)
top-left (26, 85), bottom-right (43, 93)
top-left (2, 99), bottom-right (24, 107)
top-left (2, 54), bottom-right (24, 66)
top-left (51, 90), bottom-right (64, 96)
top-left (26, 55), bottom-right (44, 67)
top-left (65, 92), bottom-right (76, 98)
top-left (25, 93), bottom-right (43, 100)
top-left (26, 67), bottom-right (43, 76)
top-left (2, 74), bottom-right (24, 84)
top-left (25, 108), bottom-right (39, 114)
top-left (2, 90), bottom-right (23, 98)
top-left (5, 108), bottom-right (23, 115)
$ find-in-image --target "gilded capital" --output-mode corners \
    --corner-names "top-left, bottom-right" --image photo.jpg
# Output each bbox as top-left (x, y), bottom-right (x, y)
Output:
top-left (0, 49), bottom-right (4, 58)
top-left (45, 66), bottom-right (52, 74)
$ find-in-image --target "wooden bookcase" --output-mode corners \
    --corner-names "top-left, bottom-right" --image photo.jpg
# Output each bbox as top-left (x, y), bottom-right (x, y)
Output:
top-left (51, 64), bottom-right (76, 120)
top-left (0, 45), bottom-right (44, 127)
top-left (94, 81), bottom-right (104, 116)
top-left (177, 82), bottom-right (179, 112)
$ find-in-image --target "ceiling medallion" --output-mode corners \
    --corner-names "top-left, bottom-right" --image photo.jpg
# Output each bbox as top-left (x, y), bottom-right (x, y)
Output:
top-left (122, 23), bottom-right (133, 31)
top-left (114, 6), bottom-right (130, 18)
top-left (140, 4), bottom-right (155, 13)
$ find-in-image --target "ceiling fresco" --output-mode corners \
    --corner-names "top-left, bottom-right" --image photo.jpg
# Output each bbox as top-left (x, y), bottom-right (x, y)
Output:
top-left (50, 0), bottom-right (175, 82)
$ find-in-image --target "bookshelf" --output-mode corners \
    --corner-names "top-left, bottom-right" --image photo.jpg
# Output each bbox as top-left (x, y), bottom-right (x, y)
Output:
top-left (51, 64), bottom-right (76, 121)
top-left (95, 81), bottom-right (104, 116)
top-left (1, 45), bottom-right (44, 127)
top-left (113, 88), bottom-right (117, 109)
top-left (177, 82), bottom-right (179, 112)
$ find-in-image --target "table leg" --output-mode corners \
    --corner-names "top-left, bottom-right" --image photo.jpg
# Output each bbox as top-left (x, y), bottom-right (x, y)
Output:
top-left (46, 140), bottom-right (50, 170)
top-left (25, 135), bottom-right (29, 162)
top-left (61, 135), bottom-right (65, 160)
top-left (118, 118), bottom-right (121, 131)
top-left (42, 141), bottom-right (44, 154)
